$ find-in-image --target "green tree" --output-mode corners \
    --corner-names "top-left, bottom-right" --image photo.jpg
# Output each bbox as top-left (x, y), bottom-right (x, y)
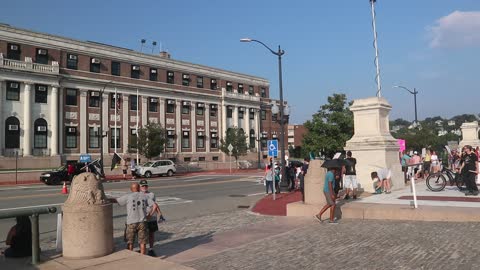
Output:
top-left (128, 122), bottom-right (166, 159)
top-left (220, 127), bottom-right (248, 162)
top-left (302, 93), bottom-right (354, 158)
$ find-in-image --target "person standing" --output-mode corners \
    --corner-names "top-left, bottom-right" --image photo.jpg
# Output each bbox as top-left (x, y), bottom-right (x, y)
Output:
top-left (67, 163), bottom-right (76, 182)
top-left (111, 183), bottom-right (157, 255)
top-left (274, 164), bottom-right (281, 194)
top-left (460, 145), bottom-right (479, 196)
top-left (139, 180), bottom-right (162, 256)
top-left (121, 158), bottom-right (128, 180)
top-left (344, 151), bottom-right (358, 200)
top-left (400, 152), bottom-right (411, 182)
top-left (2, 216), bottom-right (32, 258)
top-left (315, 167), bottom-right (337, 224)
top-left (431, 150), bottom-right (440, 173)
top-left (130, 158), bottom-right (137, 180)
top-left (423, 149), bottom-right (432, 178)
top-left (264, 165), bottom-right (274, 195)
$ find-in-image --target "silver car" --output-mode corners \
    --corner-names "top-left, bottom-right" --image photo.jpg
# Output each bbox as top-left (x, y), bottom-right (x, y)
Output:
top-left (136, 160), bottom-right (176, 178)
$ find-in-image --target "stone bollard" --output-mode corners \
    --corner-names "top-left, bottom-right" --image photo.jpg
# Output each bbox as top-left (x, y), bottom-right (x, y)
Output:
top-left (62, 172), bottom-right (114, 259)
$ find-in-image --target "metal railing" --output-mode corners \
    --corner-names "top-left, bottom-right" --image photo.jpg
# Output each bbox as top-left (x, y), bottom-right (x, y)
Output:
top-left (0, 53), bottom-right (59, 74)
top-left (0, 207), bottom-right (57, 265)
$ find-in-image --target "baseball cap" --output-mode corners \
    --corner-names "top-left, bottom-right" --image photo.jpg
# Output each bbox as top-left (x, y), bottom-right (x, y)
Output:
top-left (139, 179), bottom-right (148, 186)
top-left (414, 151), bottom-right (418, 155)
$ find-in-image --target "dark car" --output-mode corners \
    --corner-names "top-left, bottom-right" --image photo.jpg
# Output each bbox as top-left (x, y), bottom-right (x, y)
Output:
top-left (40, 163), bottom-right (84, 185)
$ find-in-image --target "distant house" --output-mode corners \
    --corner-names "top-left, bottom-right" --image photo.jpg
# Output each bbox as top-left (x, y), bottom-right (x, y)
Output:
top-left (391, 126), bottom-right (401, 132)
top-left (435, 120), bottom-right (444, 126)
top-left (451, 129), bottom-right (462, 136)
top-left (448, 120), bottom-right (456, 126)
top-left (438, 130), bottom-right (448, 136)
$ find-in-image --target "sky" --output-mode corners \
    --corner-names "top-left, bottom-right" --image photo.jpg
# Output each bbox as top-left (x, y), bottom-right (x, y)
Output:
top-left (2, 0), bottom-right (480, 124)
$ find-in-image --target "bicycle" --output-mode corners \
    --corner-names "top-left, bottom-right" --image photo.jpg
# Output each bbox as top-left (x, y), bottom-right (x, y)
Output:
top-left (426, 166), bottom-right (466, 192)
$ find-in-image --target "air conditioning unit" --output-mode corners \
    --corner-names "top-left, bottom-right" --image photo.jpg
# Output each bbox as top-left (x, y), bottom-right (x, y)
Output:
top-left (37, 126), bottom-right (47, 132)
top-left (250, 134), bottom-right (256, 138)
top-left (10, 82), bottom-right (19, 89)
top-left (8, 125), bottom-right (18, 131)
top-left (132, 65), bottom-right (140, 70)
top-left (182, 101), bottom-right (191, 106)
top-left (37, 85), bottom-right (47, 91)
top-left (68, 127), bottom-right (76, 133)
top-left (197, 132), bottom-right (204, 137)
top-left (238, 84), bottom-right (243, 88)
top-left (90, 91), bottom-right (100, 97)
top-left (183, 131), bottom-right (189, 136)
top-left (167, 72), bottom-right (174, 76)
top-left (10, 44), bottom-right (19, 51)
top-left (131, 129), bottom-right (137, 135)
top-left (91, 58), bottom-right (100, 64)
top-left (167, 99), bottom-right (175, 105)
top-left (150, 98), bottom-right (158, 103)
top-left (211, 79), bottom-right (217, 84)
top-left (211, 133), bottom-right (217, 138)
top-left (249, 108), bottom-right (255, 113)
top-left (167, 130), bottom-right (175, 136)
top-left (210, 104), bottom-right (217, 109)
top-left (197, 103), bottom-right (205, 108)
top-left (182, 74), bottom-right (190, 79)
top-left (151, 69), bottom-right (157, 74)
top-left (37, 49), bottom-right (47, 55)
top-left (227, 82), bottom-right (232, 86)
top-left (239, 107), bottom-right (245, 112)
top-left (69, 54), bottom-right (78, 60)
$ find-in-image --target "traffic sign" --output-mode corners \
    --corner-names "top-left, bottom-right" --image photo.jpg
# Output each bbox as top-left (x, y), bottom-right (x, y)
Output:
top-left (80, 154), bottom-right (91, 163)
top-left (267, 140), bottom-right (278, 157)
top-left (227, 144), bottom-right (234, 152)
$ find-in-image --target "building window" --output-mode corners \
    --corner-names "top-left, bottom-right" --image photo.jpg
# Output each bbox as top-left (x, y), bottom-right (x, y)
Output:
top-left (210, 104), bottom-right (218, 118)
top-left (65, 127), bottom-right (77, 149)
top-left (184, 157), bottom-right (191, 162)
top-left (167, 71), bottom-right (174, 84)
top-left (249, 129), bottom-right (255, 148)
top-left (130, 95), bottom-right (138, 111)
top-left (182, 74), bottom-right (190, 86)
top-left (210, 79), bottom-right (217, 90)
top-left (89, 91), bottom-right (100, 107)
top-left (182, 131), bottom-right (190, 149)
top-left (199, 157), bottom-right (205, 162)
top-left (5, 117), bottom-right (20, 148)
top-left (212, 156), bottom-right (219, 161)
top-left (166, 100), bottom-right (175, 113)
top-left (261, 138), bottom-right (267, 148)
top-left (66, 89), bottom-right (77, 106)
top-left (248, 85), bottom-right (254, 95)
top-left (261, 110), bottom-right (266, 120)
top-left (226, 81), bottom-right (233, 92)
top-left (35, 84), bottom-right (48, 104)
top-left (110, 93), bottom-right (121, 109)
top-left (197, 132), bottom-right (205, 148)
top-left (110, 128), bottom-right (120, 149)
top-left (89, 127), bottom-right (100, 148)
top-left (182, 102), bottom-right (190, 114)
top-left (130, 129), bottom-right (137, 149)
top-left (196, 77), bottom-right (203, 88)
top-left (150, 68), bottom-right (157, 81)
top-left (6, 81), bottom-right (20, 101)
top-left (238, 83), bottom-right (244, 94)
top-left (249, 109), bottom-right (255, 120)
top-left (261, 87), bottom-right (266, 98)
top-left (227, 107), bottom-right (233, 118)
top-left (90, 58), bottom-right (101, 73)
top-left (7, 43), bottom-right (21, 60)
top-left (196, 103), bottom-right (204, 115)
top-left (67, 54), bottom-right (78, 70)
top-left (131, 65), bottom-right (140, 79)
top-left (149, 97), bottom-right (158, 112)
top-left (166, 131), bottom-right (175, 148)
top-left (272, 114), bottom-right (277, 122)
top-left (238, 108), bottom-right (244, 119)
top-left (111, 61), bottom-right (121, 76)
top-left (36, 48), bottom-right (48, 64)
top-left (210, 133), bottom-right (218, 149)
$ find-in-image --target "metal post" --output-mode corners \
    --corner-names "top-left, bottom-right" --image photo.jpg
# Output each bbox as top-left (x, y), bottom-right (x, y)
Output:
top-left (277, 46), bottom-right (287, 190)
top-left (31, 214), bottom-right (40, 265)
top-left (15, 150), bottom-right (18, 185)
top-left (413, 88), bottom-right (418, 124)
top-left (370, 0), bottom-right (382, 97)
top-left (410, 171), bottom-right (418, 209)
top-left (257, 108), bottom-right (263, 169)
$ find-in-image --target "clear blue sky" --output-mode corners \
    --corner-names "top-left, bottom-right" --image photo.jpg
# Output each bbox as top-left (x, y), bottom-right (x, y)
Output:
top-left (3, 0), bottom-right (480, 124)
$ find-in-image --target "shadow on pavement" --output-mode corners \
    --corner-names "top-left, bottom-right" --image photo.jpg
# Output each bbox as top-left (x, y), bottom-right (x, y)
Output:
top-left (153, 231), bottom-right (214, 258)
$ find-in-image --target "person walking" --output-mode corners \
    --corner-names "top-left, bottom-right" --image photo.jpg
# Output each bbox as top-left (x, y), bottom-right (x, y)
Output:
top-left (315, 167), bottom-right (337, 224)
top-left (139, 180), bottom-right (163, 256)
top-left (344, 151), bottom-right (358, 200)
top-left (274, 164), bottom-right (281, 194)
top-left (460, 145), bottom-right (479, 196)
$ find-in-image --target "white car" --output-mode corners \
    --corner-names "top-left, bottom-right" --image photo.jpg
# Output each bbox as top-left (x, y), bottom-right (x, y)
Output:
top-left (136, 160), bottom-right (176, 178)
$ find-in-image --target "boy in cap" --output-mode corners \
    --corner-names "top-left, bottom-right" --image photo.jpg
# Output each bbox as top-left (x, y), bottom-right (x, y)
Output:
top-left (139, 179), bottom-right (163, 256)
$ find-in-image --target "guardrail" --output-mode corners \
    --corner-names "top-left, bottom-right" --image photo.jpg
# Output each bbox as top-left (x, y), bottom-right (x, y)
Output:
top-left (0, 207), bottom-right (57, 264)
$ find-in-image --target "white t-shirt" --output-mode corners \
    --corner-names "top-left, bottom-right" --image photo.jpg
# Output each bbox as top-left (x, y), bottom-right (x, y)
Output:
top-left (431, 154), bottom-right (439, 165)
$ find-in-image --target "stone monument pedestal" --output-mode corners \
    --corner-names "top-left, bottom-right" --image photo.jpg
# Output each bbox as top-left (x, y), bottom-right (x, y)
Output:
top-left (287, 160), bottom-right (327, 216)
top-left (345, 97), bottom-right (402, 193)
top-left (460, 121), bottom-right (480, 148)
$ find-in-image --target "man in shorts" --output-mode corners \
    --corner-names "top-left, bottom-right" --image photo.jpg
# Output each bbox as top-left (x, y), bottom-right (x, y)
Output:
top-left (344, 151), bottom-right (358, 200)
top-left (112, 182), bottom-right (157, 254)
top-left (139, 180), bottom-right (163, 256)
top-left (371, 168), bottom-right (392, 194)
top-left (315, 167), bottom-right (338, 224)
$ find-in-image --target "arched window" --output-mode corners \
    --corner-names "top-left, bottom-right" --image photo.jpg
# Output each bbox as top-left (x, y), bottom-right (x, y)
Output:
top-left (5, 117), bottom-right (20, 149)
top-left (34, 118), bottom-right (48, 149)
top-left (249, 129), bottom-right (256, 148)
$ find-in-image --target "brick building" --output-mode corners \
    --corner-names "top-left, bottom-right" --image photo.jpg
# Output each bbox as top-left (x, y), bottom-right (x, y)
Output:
top-left (0, 23), bottom-right (287, 168)
top-left (288, 124), bottom-right (307, 148)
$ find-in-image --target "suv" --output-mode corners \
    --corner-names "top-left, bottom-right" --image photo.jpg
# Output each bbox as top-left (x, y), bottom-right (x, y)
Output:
top-left (136, 160), bottom-right (176, 178)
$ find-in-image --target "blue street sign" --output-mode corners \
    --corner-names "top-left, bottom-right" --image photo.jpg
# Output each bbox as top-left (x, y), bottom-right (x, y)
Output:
top-left (267, 139), bottom-right (278, 157)
top-left (80, 154), bottom-right (91, 163)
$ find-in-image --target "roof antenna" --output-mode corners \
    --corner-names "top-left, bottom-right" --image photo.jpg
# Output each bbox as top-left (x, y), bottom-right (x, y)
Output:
top-left (152, 41), bottom-right (157, 54)
top-left (140, 39), bottom-right (146, 52)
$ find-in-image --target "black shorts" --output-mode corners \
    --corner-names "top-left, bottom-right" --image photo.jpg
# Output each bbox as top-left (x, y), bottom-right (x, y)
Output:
top-left (122, 169), bottom-right (127, 174)
top-left (147, 221), bottom-right (158, 233)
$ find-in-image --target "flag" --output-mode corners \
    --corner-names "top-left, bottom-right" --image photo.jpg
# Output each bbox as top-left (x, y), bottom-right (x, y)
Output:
top-left (89, 158), bottom-right (105, 178)
top-left (116, 94), bottom-right (122, 111)
top-left (111, 152), bottom-right (122, 171)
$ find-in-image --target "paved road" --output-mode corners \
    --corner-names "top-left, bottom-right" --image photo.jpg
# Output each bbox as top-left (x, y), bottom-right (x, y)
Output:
top-left (0, 173), bottom-right (264, 250)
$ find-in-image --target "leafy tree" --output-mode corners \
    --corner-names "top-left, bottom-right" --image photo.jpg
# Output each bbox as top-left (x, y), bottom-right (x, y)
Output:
top-left (302, 93), bottom-right (353, 158)
top-left (220, 127), bottom-right (248, 162)
top-left (390, 118), bottom-right (411, 127)
top-left (288, 145), bottom-right (302, 159)
top-left (128, 122), bottom-right (166, 159)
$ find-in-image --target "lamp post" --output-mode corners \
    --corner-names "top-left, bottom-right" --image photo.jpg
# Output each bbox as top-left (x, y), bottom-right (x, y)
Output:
top-left (99, 81), bottom-right (112, 177)
top-left (393, 85), bottom-right (419, 124)
top-left (241, 38), bottom-right (287, 188)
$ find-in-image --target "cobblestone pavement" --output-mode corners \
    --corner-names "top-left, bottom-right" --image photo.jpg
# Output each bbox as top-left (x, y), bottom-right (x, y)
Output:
top-left (188, 219), bottom-right (480, 270)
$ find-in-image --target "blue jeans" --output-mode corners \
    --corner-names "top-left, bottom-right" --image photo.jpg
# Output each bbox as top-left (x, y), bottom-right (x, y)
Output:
top-left (265, 181), bottom-right (273, 194)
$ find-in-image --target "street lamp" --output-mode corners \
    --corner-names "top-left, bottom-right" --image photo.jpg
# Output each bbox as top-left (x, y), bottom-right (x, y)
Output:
top-left (241, 38), bottom-right (287, 188)
top-left (393, 85), bottom-right (419, 124)
top-left (99, 81), bottom-right (113, 177)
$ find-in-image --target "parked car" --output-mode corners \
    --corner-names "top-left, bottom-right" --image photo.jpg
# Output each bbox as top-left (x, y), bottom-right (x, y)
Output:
top-left (40, 163), bottom-right (84, 185)
top-left (135, 160), bottom-right (176, 178)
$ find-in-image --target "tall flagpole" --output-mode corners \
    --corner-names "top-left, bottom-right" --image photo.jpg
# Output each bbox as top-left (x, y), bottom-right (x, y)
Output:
top-left (136, 88), bottom-right (139, 165)
top-left (370, 0), bottom-right (382, 97)
top-left (114, 87), bottom-right (117, 153)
